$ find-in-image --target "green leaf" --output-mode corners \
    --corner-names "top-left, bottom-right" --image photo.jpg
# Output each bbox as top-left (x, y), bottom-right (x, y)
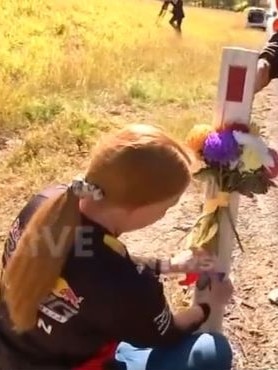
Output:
top-left (222, 169), bottom-right (242, 192)
top-left (187, 211), bottom-right (219, 249)
top-left (196, 221), bottom-right (219, 247)
top-left (222, 169), bottom-right (277, 197)
top-left (237, 171), bottom-right (269, 196)
top-left (193, 167), bottom-right (220, 183)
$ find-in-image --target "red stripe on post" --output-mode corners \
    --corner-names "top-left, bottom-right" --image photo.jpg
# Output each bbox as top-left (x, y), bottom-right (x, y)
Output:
top-left (226, 66), bottom-right (247, 102)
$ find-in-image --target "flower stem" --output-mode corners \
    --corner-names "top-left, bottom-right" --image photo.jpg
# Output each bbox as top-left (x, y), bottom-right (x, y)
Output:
top-left (219, 165), bottom-right (223, 190)
top-left (225, 207), bottom-right (244, 252)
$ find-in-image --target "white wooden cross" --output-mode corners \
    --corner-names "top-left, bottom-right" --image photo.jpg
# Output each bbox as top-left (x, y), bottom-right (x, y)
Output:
top-left (193, 47), bottom-right (259, 332)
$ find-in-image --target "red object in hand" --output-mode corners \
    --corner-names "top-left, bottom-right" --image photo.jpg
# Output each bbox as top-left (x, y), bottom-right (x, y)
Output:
top-left (264, 148), bottom-right (278, 179)
top-left (179, 273), bottom-right (199, 286)
top-left (74, 342), bottom-right (118, 370)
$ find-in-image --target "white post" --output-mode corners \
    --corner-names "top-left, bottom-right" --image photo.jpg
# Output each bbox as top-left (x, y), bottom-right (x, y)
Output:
top-left (193, 47), bottom-right (259, 332)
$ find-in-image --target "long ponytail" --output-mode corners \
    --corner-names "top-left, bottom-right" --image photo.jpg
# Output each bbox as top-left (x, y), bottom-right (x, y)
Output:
top-left (2, 188), bottom-right (80, 333)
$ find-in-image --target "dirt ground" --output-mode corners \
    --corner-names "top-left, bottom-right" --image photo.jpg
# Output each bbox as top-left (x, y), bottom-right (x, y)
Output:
top-left (123, 81), bottom-right (278, 370)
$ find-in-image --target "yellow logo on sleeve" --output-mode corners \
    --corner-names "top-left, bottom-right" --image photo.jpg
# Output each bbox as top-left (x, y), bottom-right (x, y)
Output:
top-left (103, 234), bottom-right (127, 257)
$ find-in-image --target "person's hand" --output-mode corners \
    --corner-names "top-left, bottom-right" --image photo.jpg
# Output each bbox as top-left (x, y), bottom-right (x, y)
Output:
top-left (174, 304), bottom-right (207, 331)
top-left (255, 58), bottom-right (271, 93)
top-left (170, 249), bottom-right (217, 274)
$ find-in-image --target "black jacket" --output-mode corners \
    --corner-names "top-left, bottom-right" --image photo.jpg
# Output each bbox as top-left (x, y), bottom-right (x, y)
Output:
top-left (259, 32), bottom-right (278, 80)
top-left (161, 0), bottom-right (184, 18)
top-left (0, 185), bottom-right (205, 369)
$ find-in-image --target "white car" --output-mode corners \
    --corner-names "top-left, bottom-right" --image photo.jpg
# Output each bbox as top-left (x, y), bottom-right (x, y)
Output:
top-left (267, 10), bottom-right (278, 34)
top-left (246, 7), bottom-right (276, 31)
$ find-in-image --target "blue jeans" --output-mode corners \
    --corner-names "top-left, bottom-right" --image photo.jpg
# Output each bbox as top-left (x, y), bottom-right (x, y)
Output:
top-left (115, 333), bottom-right (232, 370)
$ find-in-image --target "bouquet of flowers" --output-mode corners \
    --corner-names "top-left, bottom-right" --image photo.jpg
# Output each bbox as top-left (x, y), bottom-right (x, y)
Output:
top-left (183, 122), bottom-right (278, 253)
top-left (185, 122), bottom-right (278, 197)
top-left (179, 122), bottom-right (278, 287)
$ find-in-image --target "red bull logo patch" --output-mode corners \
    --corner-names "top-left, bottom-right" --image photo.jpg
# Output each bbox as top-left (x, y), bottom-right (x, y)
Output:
top-left (52, 278), bottom-right (84, 309)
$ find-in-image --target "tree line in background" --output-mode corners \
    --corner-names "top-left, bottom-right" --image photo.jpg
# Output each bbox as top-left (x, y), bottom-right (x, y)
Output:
top-left (185, 0), bottom-right (268, 11)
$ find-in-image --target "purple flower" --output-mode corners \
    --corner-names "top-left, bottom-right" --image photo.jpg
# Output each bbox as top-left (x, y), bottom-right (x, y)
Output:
top-left (203, 131), bottom-right (239, 165)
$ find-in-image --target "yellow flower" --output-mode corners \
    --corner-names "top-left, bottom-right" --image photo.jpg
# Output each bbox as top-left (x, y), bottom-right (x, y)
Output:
top-left (240, 146), bottom-right (263, 172)
top-left (185, 124), bottom-right (213, 153)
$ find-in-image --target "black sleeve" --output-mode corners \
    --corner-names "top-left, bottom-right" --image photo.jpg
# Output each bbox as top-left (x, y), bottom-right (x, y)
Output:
top-left (105, 266), bottom-right (207, 348)
top-left (259, 32), bottom-right (278, 80)
top-left (159, 1), bottom-right (169, 15)
top-left (2, 194), bottom-right (47, 268)
top-left (1, 185), bottom-right (65, 268)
